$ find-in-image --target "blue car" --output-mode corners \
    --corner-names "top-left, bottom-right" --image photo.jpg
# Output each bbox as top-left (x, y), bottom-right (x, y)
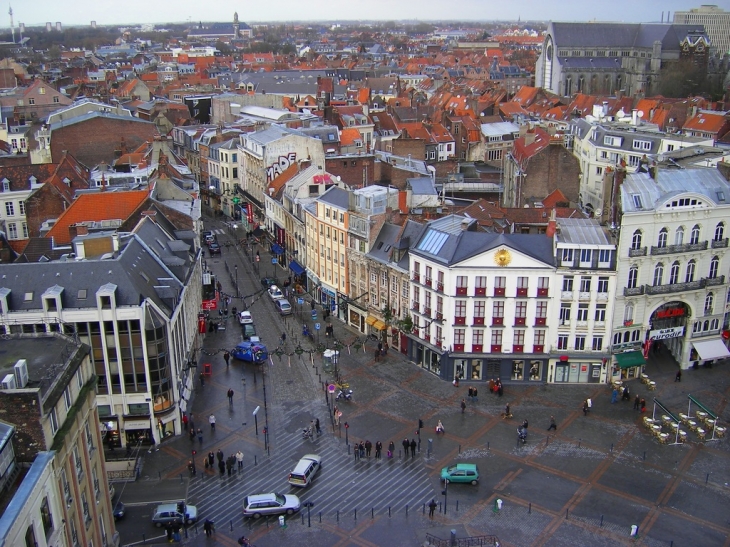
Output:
top-left (232, 341), bottom-right (268, 363)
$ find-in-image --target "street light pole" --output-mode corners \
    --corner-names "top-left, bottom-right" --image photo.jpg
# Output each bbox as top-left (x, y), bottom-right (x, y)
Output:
top-left (235, 264), bottom-right (239, 298)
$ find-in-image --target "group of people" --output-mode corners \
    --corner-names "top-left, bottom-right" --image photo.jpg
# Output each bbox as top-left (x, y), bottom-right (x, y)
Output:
top-left (202, 448), bottom-right (244, 476)
top-left (611, 385), bottom-right (632, 404)
top-left (488, 378), bottom-right (504, 397)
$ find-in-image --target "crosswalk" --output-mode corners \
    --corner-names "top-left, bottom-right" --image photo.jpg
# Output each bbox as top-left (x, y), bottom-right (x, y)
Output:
top-left (187, 401), bottom-right (435, 529)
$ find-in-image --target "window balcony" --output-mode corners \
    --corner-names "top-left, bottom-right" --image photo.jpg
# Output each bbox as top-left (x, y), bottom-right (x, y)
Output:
top-left (475, 287), bottom-right (486, 296)
top-left (644, 278), bottom-right (714, 295)
top-left (578, 291), bottom-right (591, 300)
top-left (533, 344), bottom-right (544, 353)
top-left (493, 287), bottom-right (505, 296)
top-left (594, 320), bottom-right (606, 329)
top-left (424, 277), bottom-right (432, 288)
top-left (559, 319), bottom-right (571, 327)
top-left (650, 240), bottom-right (708, 256)
top-left (561, 290), bottom-right (573, 300)
top-left (492, 317), bottom-right (504, 326)
top-left (576, 320), bottom-right (588, 328)
top-left (537, 288), bottom-right (549, 296)
top-left (437, 282), bottom-right (444, 292)
top-left (513, 345), bottom-right (524, 353)
top-left (706, 275), bottom-right (725, 286)
top-left (711, 238), bottom-right (729, 248)
top-left (454, 316), bottom-right (466, 325)
top-left (412, 273), bottom-right (420, 282)
top-left (454, 344), bottom-right (465, 352)
top-left (623, 286), bottom-right (645, 297)
top-left (491, 344), bottom-right (502, 353)
top-left (514, 317), bottom-right (526, 326)
top-left (628, 246), bottom-right (647, 257)
top-left (534, 317), bottom-right (546, 326)
top-left (411, 302), bottom-right (421, 313)
top-left (436, 311), bottom-right (443, 321)
top-left (424, 307), bottom-right (432, 316)
top-left (473, 317), bottom-right (485, 326)
top-left (516, 288), bottom-right (528, 297)
top-left (424, 335), bottom-right (430, 343)
top-left (456, 286), bottom-right (468, 295)
top-left (472, 344), bottom-right (483, 352)
top-left (597, 292), bottom-right (608, 301)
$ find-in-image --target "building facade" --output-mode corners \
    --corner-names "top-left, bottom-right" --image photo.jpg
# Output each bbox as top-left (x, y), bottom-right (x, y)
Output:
top-left (674, 5), bottom-right (730, 55)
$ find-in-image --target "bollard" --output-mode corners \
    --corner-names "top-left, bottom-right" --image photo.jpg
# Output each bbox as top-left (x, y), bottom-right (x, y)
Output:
top-left (487, 441), bottom-right (490, 451)
top-left (180, 473), bottom-right (183, 483)
top-left (319, 512), bottom-right (322, 523)
top-left (354, 508), bottom-right (357, 521)
top-left (348, 445), bottom-right (351, 454)
top-left (184, 526), bottom-right (188, 538)
top-left (706, 473), bottom-right (710, 484)
top-left (158, 471), bottom-right (161, 480)
top-left (337, 510), bottom-right (339, 522)
top-left (142, 534), bottom-right (146, 544)
top-left (406, 504), bottom-right (409, 516)
top-left (399, 450), bottom-right (402, 459)
top-left (643, 451), bottom-right (646, 461)
top-left (230, 520), bottom-right (233, 531)
top-left (389, 506), bottom-right (391, 518)
top-left (600, 514), bottom-right (604, 527)
top-left (456, 500), bottom-right (459, 512)
top-left (428, 438), bottom-right (433, 457)
top-left (458, 444), bottom-right (461, 454)
top-left (371, 507), bottom-right (374, 519)
top-left (578, 439), bottom-right (581, 449)
top-left (566, 508), bottom-right (569, 519)
top-left (546, 436), bottom-right (549, 446)
top-left (610, 443), bottom-right (613, 453)
top-left (301, 513), bottom-right (304, 525)
top-left (528, 503), bottom-right (531, 514)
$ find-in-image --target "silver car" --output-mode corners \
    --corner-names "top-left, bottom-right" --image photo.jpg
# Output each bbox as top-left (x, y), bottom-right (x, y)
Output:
top-left (242, 493), bottom-right (300, 519)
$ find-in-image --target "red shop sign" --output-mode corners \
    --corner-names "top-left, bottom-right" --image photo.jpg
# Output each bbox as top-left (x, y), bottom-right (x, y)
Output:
top-left (656, 307), bottom-right (685, 319)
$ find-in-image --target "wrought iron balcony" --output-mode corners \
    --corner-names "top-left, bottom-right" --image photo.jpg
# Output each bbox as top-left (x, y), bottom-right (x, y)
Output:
top-left (628, 247), bottom-right (647, 257)
top-left (650, 241), bottom-right (708, 256)
top-left (711, 238), bottom-right (729, 249)
top-left (623, 286), bottom-right (645, 296)
top-left (645, 279), bottom-right (703, 295)
top-left (706, 275), bottom-right (725, 286)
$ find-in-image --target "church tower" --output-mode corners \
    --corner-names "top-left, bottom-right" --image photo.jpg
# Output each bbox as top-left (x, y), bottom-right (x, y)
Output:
top-left (233, 12), bottom-right (239, 39)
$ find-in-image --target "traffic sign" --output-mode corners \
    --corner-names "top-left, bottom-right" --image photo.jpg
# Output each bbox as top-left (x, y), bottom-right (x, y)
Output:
top-left (272, 258), bottom-right (278, 264)
top-left (315, 323), bottom-right (321, 330)
top-left (298, 298), bottom-right (304, 305)
top-left (328, 384), bottom-right (336, 393)
top-left (232, 197), bottom-right (240, 204)
top-left (331, 303), bottom-right (336, 311)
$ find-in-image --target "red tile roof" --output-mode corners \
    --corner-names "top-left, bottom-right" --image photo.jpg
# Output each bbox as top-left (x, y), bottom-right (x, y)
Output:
top-left (683, 111), bottom-right (728, 134)
top-left (46, 190), bottom-right (150, 245)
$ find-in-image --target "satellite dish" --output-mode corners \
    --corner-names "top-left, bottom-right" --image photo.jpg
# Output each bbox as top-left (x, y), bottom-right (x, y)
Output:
top-left (637, 110), bottom-right (645, 119)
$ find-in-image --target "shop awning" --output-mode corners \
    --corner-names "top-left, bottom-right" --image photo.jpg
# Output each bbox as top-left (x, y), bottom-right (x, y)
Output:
top-left (366, 315), bottom-right (378, 326)
top-left (365, 316), bottom-right (386, 330)
top-left (289, 260), bottom-right (305, 275)
top-left (615, 350), bottom-right (646, 369)
top-left (271, 244), bottom-right (284, 255)
top-left (692, 339), bottom-right (730, 361)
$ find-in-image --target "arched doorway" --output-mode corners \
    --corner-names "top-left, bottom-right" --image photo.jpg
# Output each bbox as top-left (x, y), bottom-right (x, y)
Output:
top-left (648, 301), bottom-right (691, 364)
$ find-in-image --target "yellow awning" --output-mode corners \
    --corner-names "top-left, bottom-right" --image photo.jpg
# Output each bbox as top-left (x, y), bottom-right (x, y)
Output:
top-left (366, 315), bottom-right (378, 326)
top-left (373, 320), bottom-right (387, 331)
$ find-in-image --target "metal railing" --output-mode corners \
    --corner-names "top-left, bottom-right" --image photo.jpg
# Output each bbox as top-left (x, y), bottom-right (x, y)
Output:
top-left (628, 247), bottom-right (647, 257)
top-left (425, 533), bottom-right (500, 547)
top-left (650, 240), bottom-right (708, 256)
top-left (711, 238), bottom-right (729, 248)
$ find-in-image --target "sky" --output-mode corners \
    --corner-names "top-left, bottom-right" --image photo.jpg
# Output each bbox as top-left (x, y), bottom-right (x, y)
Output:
top-left (12, 0), bottom-right (730, 28)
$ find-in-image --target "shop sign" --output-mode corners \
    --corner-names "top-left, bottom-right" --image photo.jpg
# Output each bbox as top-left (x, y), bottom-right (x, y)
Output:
top-left (649, 326), bottom-right (685, 340)
top-left (656, 307), bottom-right (685, 319)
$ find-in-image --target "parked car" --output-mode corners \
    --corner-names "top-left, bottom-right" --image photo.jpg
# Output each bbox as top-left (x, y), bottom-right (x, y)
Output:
top-left (268, 285), bottom-right (284, 300)
top-left (260, 277), bottom-right (278, 288)
top-left (241, 323), bottom-right (257, 340)
top-left (288, 454), bottom-right (322, 487)
top-left (440, 463), bottom-right (479, 485)
top-left (208, 242), bottom-right (221, 255)
top-left (203, 231), bottom-right (214, 244)
top-left (113, 500), bottom-right (125, 520)
top-left (238, 311), bottom-right (254, 324)
top-left (232, 341), bottom-right (268, 363)
top-left (242, 493), bottom-right (301, 519)
top-left (152, 502), bottom-right (197, 527)
top-left (274, 299), bottom-right (292, 316)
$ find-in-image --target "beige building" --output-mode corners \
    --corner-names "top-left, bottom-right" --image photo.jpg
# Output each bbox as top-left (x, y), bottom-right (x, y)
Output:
top-left (674, 5), bottom-right (730, 55)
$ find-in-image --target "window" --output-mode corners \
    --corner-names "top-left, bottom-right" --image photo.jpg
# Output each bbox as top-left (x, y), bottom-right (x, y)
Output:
top-left (598, 249), bottom-right (612, 263)
top-left (562, 276), bottom-right (574, 291)
top-left (675, 226), bottom-right (684, 246)
top-left (85, 421), bottom-right (95, 452)
top-left (653, 263), bottom-right (664, 286)
top-left (631, 230), bottom-right (642, 249)
top-left (491, 330), bottom-right (503, 346)
top-left (515, 300), bottom-right (527, 318)
top-left (19, 201), bottom-right (25, 215)
top-left (391, 277), bottom-right (398, 293)
top-left (493, 301), bottom-right (504, 319)
top-left (574, 335), bottom-right (586, 350)
top-left (559, 304), bottom-right (571, 323)
top-left (580, 249), bottom-right (592, 264)
top-left (425, 266), bottom-right (432, 284)
top-left (517, 277), bottom-right (528, 289)
top-left (63, 387), bottom-right (72, 410)
top-left (580, 276), bottom-right (591, 292)
top-left (474, 301), bottom-right (485, 319)
top-left (371, 292), bottom-right (378, 306)
top-left (534, 330), bottom-right (545, 346)
top-left (669, 261), bottom-right (680, 284)
top-left (592, 337), bottom-right (603, 351)
top-left (436, 296), bottom-right (443, 315)
top-left (472, 329), bottom-right (483, 346)
top-left (50, 408), bottom-right (58, 434)
top-left (401, 280), bottom-right (408, 297)
top-left (40, 496), bottom-right (53, 538)
top-left (624, 302), bottom-right (634, 323)
top-left (658, 228), bottom-right (668, 248)
top-left (370, 272), bottom-right (377, 284)
top-left (714, 222), bottom-right (725, 241)
top-left (557, 335), bottom-right (568, 350)
top-left (381, 271), bottom-right (387, 287)
top-left (561, 248), bottom-right (574, 262)
top-left (685, 260), bottom-right (696, 283)
top-left (494, 276), bottom-right (506, 289)
top-left (705, 293), bottom-right (714, 315)
top-left (454, 300), bottom-right (466, 320)
top-left (456, 275), bottom-right (468, 291)
top-left (5, 202), bottom-right (14, 216)
top-left (709, 256), bottom-right (719, 279)
top-left (454, 328), bottom-right (465, 346)
top-left (513, 329), bottom-right (525, 346)
top-left (632, 139), bottom-right (651, 150)
top-left (74, 445), bottom-right (84, 481)
top-left (475, 276), bottom-right (487, 294)
top-left (597, 277), bottom-right (609, 293)
top-left (603, 135), bottom-right (622, 146)
top-left (595, 303), bottom-right (606, 321)
top-left (577, 304), bottom-right (588, 321)
top-left (690, 225), bottom-right (700, 245)
top-left (536, 300), bottom-right (548, 318)
top-left (627, 266), bottom-right (638, 289)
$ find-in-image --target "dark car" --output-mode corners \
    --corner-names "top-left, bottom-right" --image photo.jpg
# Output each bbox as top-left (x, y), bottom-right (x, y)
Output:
top-left (260, 277), bottom-right (278, 288)
top-left (113, 500), bottom-right (125, 520)
top-left (241, 323), bottom-right (257, 340)
top-left (208, 242), bottom-right (221, 255)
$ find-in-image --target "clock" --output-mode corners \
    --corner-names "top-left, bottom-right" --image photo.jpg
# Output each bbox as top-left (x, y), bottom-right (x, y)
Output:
top-left (494, 249), bottom-right (512, 267)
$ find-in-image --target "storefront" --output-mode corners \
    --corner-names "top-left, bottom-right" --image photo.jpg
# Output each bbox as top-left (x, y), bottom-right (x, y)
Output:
top-left (347, 302), bottom-right (366, 333)
top-left (612, 350), bottom-right (646, 381)
top-left (553, 358), bottom-right (607, 383)
top-left (690, 338), bottom-right (730, 367)
top-left (366, 315), bottom-right (386, 337)
top-left (123, 418), bottom-right (155, 447)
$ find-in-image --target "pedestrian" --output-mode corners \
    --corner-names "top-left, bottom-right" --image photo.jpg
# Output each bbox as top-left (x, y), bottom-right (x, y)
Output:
top-left (640, 398), bottom-right (646, 413)
top-left (375, 441), bottom-right (382, 459)
top-left (189, 415), bottom-right (195, 432)
top-left (675, 370), bottom-right (682, 382)
top-left (611, 388), bottom-right (618, 404)
top-left (522, 419), bottom-right (529, 430)
top-left (633, 394), bottom-right (641, 411)
top-left (166, 524), bottom-right (174, 541)
top-left (218, 459), bottom-right (225, 476)
top-left (199, 372), bottom-right (205, 387)
top-left (189, 427), bottom-right (196, 442)
top-left (582, 400), bottom-right (589, 416)
top-left (197, 428), bottom-right (203, 444)
top-left (182, 413), bottom-right (188, 431)
top-left (281, 332), bottom-right (287, 344)
top-left (622, 386), bottom-right (630, 401)
top-left (203, 519), bottom-right (213, 537)
top-left (365, 439), bottom-right (372, 458)
top-left (334, 407), bottom-right (340, 426)
top-left (497, 380), bottom-right (503, 397)
top-left (388, 441), bottom-right (395, 459)
top-left (217, 449), bottom-right (224, 463)
top-left (547, 416), bottom-right (557, 431)
top-left (209, 414), bottom-right (216, 430)
top-left (453, 376), bottom-right (459, 387)
top-left (473, 387), bottom-right (478, 402)
top-left (402, 438), bottom-right (409, 458)
top-left (226, 455), bottom-right (234, 476)
top-left (468, 386), bottom-right (474, 401)
top-left (374, 348), bottom-right (380, 362)
top-left (428, 498), bottom-right (437, 518)
top-left (358, 441), bottom-right (365, 459)
top-left (488, 378), bottom-right (495, 393)
top-left (227, 388), bottom-right (234, 405)
top-left (236, 450), bottom-right (244, 470)
top-left (224, 350), bottom-right (230, 367)
top-left (410, 438), bottom-right (417, 458)
top-left (208, 451), bottom-right (215, 468)
top-left (188, 460), bottom-right (196, 476)
top-left (461, 399), bottom-right (466, 413)
top-left (315, 418), bottom-right (321, 436)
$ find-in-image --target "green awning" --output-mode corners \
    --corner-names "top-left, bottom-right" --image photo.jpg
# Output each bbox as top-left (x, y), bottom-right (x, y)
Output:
top-left (615, 351), bottom-right (646, 369)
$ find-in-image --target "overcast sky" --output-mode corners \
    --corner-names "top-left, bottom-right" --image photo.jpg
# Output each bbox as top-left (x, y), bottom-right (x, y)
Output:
top-left (13, 1), bottom-right (730, 28)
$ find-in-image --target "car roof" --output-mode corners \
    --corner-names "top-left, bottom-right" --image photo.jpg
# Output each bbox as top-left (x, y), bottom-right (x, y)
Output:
top-left (270, 285), bottom-right (280, 291)
top-left (246, 493), bottom-right (278, 502)
top-left (451, 463), bottom-right (478, 470)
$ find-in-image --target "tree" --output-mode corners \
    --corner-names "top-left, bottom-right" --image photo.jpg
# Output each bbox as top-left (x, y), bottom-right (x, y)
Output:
top-left (655, 60), bottom-right (709, 98)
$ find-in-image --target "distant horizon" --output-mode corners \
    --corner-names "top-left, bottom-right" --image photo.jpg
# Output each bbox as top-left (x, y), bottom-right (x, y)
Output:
top-left (10, 1), bottom-right (723, 29)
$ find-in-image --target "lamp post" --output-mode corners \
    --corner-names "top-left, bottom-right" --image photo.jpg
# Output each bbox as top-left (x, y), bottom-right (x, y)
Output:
top-left (234, 264), bottom-right (239, 298)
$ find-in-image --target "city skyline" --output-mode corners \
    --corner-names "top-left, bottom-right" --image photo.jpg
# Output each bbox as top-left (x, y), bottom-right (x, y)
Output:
top-left (9, 0), bottom-right (724, 29)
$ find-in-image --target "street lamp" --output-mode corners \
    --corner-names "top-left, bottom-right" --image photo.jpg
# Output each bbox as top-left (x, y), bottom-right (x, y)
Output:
top-left (235, 264), bottom-right (239, 298)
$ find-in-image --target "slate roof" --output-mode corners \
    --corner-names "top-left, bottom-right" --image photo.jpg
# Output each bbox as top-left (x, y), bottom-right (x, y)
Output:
top-left (556, 218), bottom-right (612, 246)
top-left (550, 22), bottom-right (706, 50)
top-left (317, 186), bottom-right (349, 209)
top-left (621, 169), bottom-right (730, 214)
top-left (367, 223), bottom-right (402, 265)
top-left (407, 177), bottom-right (438, 195)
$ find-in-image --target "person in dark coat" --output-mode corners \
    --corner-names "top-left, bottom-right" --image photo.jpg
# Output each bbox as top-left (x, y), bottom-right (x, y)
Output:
top-left (208, 451), bottom-right (215, 468)
top-left (634, 394), bottom-right (641, 410)
top-left (189, 427), bottom-right (196, 442)
top-left (428, 499), bottom-right (437, 518)
top-left (375, 441), bottom-right (382, 459)
top-left (364, 440), bottom-right (372, 458)
top-left (218, 459), bottom-right (225, 476)
top-left (224, 351), bottom-right (230, 367)
top-left (410, 438), bottom-right (417, 458)
top-left (402, 438), bottom-right (409, 458)
top-left (216, 449), bottom-right (224, 463)
top-left (547, 416), bottom-right (557, 431)
top-left (358, 441), bottom-right (365, 458)
top-left (226, 455), bottom-right (234, 476)
top-left (468, 386), bottom-right (474, 401)
top-left (388, 441), bottom-right (395, 458)
top-left (461, 399), bottom-right (466, 413)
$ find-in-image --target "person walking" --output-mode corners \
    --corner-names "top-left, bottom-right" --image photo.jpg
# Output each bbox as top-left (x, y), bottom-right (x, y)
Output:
top-left (209, 414), bottom-right (216, 430)
top-left (226, 455), bottom-right (234, 476)
top-left (281, 332), bottom-right (287, 345)
top-left (675, 370), bottom-right (682, 382)
top-left (410, 438), bottom-right (417, 458)
top-left (203, 520), bottom-right (213, 537)
top-left (182, 413), bottom-right (188, 431)
top-left (197, 428), bottom-right (203, 444)
top-left (188, 460), bottom-right (196, 476)
top-left (189, 427), bottom-right (196, 442)
top-left (227, 389), bottom-right (234, 405)
top-left (497, 380), bottom-right (504, 397)
top-left (375, 441), bottom-right (382, 459)
top-left (461, 399), bottom-right (466, 414)
top-left (428, 499), bottom-right (437, 518)
top-left (315, 418), bottom-right (321, 436)
top-left (224, 351), bottom-right (230, 368)
top-left (218, 459), bottom-right (225, 476)
top-left (640, 398), bottom-right (647, 413)
top-left (358, 441), bottom-right (365, 459)
top-left (402, 438), bottom-right (409, 458)
top-left (468, 386), bottom-right (474, 401)
top-left (473, 387), bottom-right (478, 402)
top-left (633, 394), bottom-right (641, 411)
top-left (388, 441), bottom-right (395, 459)
top-left (582, 400), bottom-right (589, 416)
top-left (199, 372), bottom-right (205, 387)
top-left (547, 416), bottom-right (557, 431)
top-left (611, 388), bottom-right (619, 404)
top-left (365, 440), bottom-right (372, 458)
top-left (208, 451), bottom-right (215, 468)
top-left (334, 407), bottom-right (340, 425)
top-left (236, 450), bottom-right (244, 470)
top-left (216, 449), bottom-right (224, 464)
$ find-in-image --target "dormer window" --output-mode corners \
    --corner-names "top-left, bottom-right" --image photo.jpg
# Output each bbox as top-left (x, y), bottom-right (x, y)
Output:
top-left (1, 179), bottom-right (9, 192)
top-left (29, 175), bottom-right (37, 186)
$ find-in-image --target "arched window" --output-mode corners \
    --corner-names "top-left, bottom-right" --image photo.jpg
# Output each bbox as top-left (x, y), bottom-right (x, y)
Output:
top-left (705, 293), bottom-right (714, 315)
top-left (631, 230), bottom-right (642, 250)
top-left (623, 331), bottom-right (630, 343)
top-left (653, 263), bottom-right (664, 286)
top-left (627, 265), bottom-right (638, 289)
top-left (624, 302), bottom-right (634, 322)
top-left (658, 227), bottom-right (668, 248)
top-left (675, 226), bottom-right (684, 246)
top-left (690, 224), bottom-right (700, 245)
top-left (711, 318), bottom-right (719, 330)
top-left (714, 222), bottom-right (725, 242)
top-left (685, 259), bottom-right (696, 283)
top-left (669, 261), bottom-right (680, 284)
top-left (693, 321), bottom-right (701, 333)
top-left (709, 256), bottom-right (719, 279)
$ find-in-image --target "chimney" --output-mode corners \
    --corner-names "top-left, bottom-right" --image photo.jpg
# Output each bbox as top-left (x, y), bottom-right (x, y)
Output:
top-left (461, 219), bottom-right (470, 231)
top-left (524, 129), bottom-right (536, 146)
top-left (631, 109), bottom-right (638, 126)
top-left (398, 190), bottom-right (408, 214)
top-left (546, 208), bottom-right (557, 238)
top-left (75, 224), bottom-right (89, 237)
